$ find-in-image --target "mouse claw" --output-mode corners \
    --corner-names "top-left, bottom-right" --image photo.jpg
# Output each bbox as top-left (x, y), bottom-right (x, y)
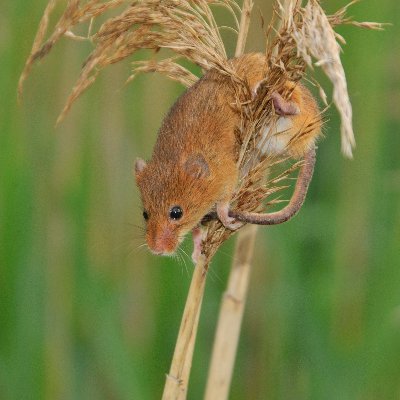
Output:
top-left (224, 218), bottom-right (243, 231)
top-left (217, 202), bottom-right (244, 231)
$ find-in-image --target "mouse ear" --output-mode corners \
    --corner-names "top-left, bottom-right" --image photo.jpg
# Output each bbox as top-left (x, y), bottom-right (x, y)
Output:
top-left (183, 154), bottom-right (210, 179)
top-left (134, 158), bottom-right (147, 178)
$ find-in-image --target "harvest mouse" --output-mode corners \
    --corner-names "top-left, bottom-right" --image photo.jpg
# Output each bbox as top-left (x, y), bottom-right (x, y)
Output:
top-left (134, 53), bottom-right (322, 260)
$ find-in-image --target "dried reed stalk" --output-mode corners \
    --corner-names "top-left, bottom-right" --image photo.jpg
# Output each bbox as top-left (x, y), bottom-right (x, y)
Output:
top-left (204, 224), bottom-right (258, 400)
top-left (162, 254), bottom-right (208, 400)
top-left (234, 0), bottom-right (253, 57)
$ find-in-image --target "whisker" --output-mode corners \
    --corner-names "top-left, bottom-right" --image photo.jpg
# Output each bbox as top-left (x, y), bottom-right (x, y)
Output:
top-left (134, 243), bottom-right (148, 255)
top-left (207, 265), bottom-right (224, 286)
top-left (127, 223), bottom-right (146, 232)
top-left (178, 247), bottom-right (190, 277)
top-left (123, 241), bottom-right (149, 259)
top-left (215, 248), bottom-right (237, 263)
top-left (179, 246), bottom-right (192, 264)
top-left (173, 252), bottom-right (185, 276)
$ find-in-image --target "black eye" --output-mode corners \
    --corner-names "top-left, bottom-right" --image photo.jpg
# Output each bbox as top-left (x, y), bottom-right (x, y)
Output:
top-left (169, 206), bottom-right (183, 220)
top-left (143, 210), bottom-right (149, 221)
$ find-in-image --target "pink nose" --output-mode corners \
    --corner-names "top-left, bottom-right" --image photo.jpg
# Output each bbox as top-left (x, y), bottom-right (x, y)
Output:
top-left (147, 227), bottom-right (177, 255)
top-left (150, 239), bottom-right (175, 255)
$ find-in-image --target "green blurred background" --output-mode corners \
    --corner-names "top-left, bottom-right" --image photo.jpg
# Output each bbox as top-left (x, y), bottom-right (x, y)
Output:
top-left (1, 1), bottom-right (399, 399)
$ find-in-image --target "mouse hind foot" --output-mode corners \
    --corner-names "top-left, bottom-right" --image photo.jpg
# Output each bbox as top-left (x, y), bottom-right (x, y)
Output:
top-left (217, 201), bottom-right (243, 231)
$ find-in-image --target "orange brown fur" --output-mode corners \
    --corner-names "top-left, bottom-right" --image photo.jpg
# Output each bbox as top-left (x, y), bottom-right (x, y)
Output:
top-left (135, 53), bottom-right (321, 255)
top-left (282, 81), bottom-right (322, 157)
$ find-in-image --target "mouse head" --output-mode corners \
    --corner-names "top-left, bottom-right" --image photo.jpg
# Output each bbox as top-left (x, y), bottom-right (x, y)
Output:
top-left (134, 154), bottom-right (217, 256)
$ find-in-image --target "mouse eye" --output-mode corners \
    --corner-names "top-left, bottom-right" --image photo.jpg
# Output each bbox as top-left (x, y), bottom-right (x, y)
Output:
top-left (169, 206), bottom-right (183, 220)
top-left (143, 210), bottom-right (149, 221)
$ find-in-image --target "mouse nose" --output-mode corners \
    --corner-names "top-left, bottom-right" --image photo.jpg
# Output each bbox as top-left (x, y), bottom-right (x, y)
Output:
top-left (147, 227), bottom-right (177, 256)
top-left (151, 238), bottom-right (176, 255)
top-left (150, 247), bottom-right (165, 256)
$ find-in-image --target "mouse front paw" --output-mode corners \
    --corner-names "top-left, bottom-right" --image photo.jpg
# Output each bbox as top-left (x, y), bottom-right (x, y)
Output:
top-left (191, 226), bottom-right (205, 263)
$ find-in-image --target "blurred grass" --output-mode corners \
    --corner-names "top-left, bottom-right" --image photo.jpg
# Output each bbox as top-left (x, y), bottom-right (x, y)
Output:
top-left (1, 1), bottom-right (399, 399)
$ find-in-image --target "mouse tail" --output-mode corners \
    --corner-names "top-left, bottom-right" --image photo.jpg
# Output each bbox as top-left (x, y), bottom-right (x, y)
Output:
top-left (229, 147), bottom-right (316, 225)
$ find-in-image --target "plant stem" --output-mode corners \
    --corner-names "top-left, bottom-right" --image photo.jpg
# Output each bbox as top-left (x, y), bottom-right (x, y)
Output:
top-left (163, 1), bottom-right (255, 398)
top-left (235, 0), bottom-right (254, 57)
top-left (204, 224), bottom-right (258, 400)
top-left (162, 255), bottom-right (209, 400)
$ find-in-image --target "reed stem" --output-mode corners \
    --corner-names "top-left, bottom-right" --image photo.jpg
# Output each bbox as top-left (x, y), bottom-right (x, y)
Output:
top-left (204, 224), bottom-right (258, 400)
top-left (235, 0), bottom-right (254, 57)
top-left (161, 255), bottom-right (209, 400)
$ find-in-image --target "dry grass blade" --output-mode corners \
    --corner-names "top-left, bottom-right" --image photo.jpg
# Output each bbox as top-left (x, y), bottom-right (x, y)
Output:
top-left (328, 0), bottom-right (386, 30)
top-left (290, 0), bottom-right (355, 157)
top-left (128, 58), bottom-right (198, 88)
top-left (284, 0), bottom-right (384, 157)
top-left (18, 0), bottom-right (58, 98)
top-left (18, 0), bottom-right (125, 98)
